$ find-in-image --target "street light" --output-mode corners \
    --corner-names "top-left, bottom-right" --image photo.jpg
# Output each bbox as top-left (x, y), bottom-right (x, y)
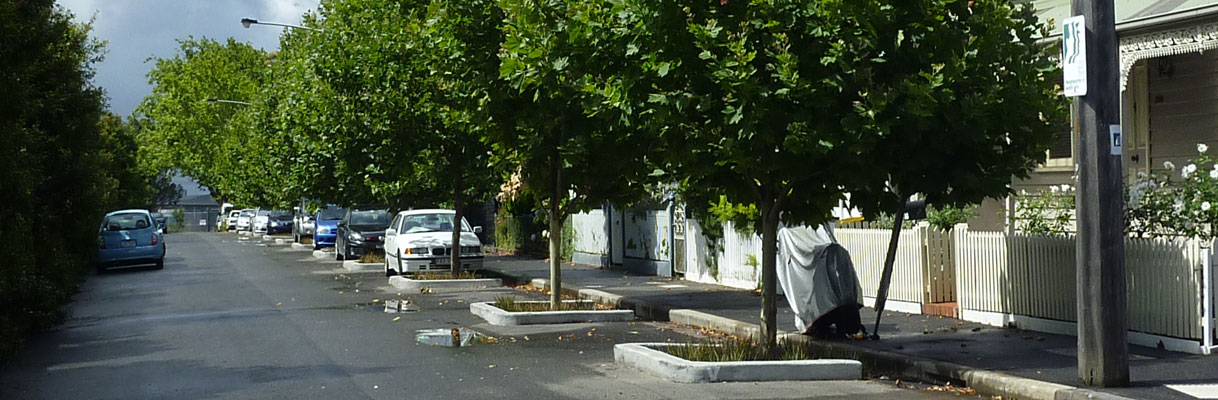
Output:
top-left (240, 18), bottom-right (321, 32)
top-left (206, 98), bottom-right (252, 106)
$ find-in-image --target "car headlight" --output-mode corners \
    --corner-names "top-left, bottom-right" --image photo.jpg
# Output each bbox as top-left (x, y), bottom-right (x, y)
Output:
top-left (318, 227), bottom-right (330, 234)
top-left (405, 247), bottom-right (429, 255)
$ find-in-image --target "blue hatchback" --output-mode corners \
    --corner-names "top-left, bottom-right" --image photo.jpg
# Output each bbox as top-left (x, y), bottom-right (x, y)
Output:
top-left (313, 205), bottom-right (345, 250)
top-left (97, 209), bottom-right (165, 271)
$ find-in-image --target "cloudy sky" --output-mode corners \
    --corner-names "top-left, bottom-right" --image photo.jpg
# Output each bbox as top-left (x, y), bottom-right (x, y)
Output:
top-left (59, 0), bottom-right (321, 118)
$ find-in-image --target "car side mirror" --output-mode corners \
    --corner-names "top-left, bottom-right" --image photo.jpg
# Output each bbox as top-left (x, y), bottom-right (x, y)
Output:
top-left (473, 226), bottom-right (483, 234)
top-left (385, 228), bottom-right (396, 236)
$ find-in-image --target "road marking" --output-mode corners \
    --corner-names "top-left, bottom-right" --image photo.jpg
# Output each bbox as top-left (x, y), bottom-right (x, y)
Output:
top-left (1166, 384), bottom-right (1218, 399)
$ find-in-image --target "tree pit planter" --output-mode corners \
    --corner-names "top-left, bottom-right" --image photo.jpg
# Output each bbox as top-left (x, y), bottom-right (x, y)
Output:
top-left (290, 242), bottom-right (311, 250)
top-left (470, 300), bottom-right (635, 326)
top-left (342, 260), bottom-right (381, 272)
top-left (614, 343), bottom-right (861, 383)
top-left (389, 275), bottom-right (502, 292)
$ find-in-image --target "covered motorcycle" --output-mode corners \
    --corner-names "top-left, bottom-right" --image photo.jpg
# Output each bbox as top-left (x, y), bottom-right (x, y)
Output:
top-left (776, 223), bottom-right (864, 338)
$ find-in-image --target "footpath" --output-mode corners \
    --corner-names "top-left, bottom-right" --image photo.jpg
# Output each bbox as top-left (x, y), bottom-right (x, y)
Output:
top-left (481, 257), bottom-right (1218, 400)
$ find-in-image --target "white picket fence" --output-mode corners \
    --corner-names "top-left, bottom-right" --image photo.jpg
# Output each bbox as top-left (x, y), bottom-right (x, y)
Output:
top-left (954, 224), bottom-right (1217, 353)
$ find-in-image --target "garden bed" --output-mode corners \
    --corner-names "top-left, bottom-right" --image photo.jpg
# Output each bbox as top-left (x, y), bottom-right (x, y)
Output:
top-left (470, 297), bottom-right (634, 326)
top-left (389, 271), bottom-right (501, 291)
top-left (615, 342), bottom-right (861, 383)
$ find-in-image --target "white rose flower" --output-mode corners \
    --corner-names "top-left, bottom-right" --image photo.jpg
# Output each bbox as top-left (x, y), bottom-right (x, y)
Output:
top-left (1183, 164), bottom-right (1198, 178)
top-left (1165, 161), bottom-right (1176, 170)
top-left (1200, 143), bottom-right (1210, 153)
top-left (1060, 184), bottom-right (1071, 192)
top-left (1210, 170), bottom-right (1218, 179)
top-left (1204, 202), bottom-right (1212, 211)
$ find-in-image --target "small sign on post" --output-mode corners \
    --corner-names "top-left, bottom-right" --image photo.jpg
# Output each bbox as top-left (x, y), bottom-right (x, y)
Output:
top-left (1110, 125), bottom-right (1122, 155)
top-left (1062, 15), bottom-right (1087, 97)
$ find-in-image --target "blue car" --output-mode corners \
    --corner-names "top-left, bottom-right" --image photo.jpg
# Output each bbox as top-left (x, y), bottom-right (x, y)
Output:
top-left (313, 205), bottom-right (345, 250)
top-left (97, 209), bottom-right (165, 271)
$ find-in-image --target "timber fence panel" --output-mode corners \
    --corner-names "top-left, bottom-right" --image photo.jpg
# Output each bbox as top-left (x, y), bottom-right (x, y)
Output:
top-left (837, 228), bottom-right (925, 303)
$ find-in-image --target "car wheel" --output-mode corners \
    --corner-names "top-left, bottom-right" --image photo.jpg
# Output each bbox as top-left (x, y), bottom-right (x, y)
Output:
top-left (154, 258), bottom-right (164, 270)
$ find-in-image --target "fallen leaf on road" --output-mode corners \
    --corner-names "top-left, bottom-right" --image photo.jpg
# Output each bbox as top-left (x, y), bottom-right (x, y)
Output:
top-left (628, 331), bottom-right (639, 335)
top-left (488, 365), bottom-right (496, 368)
top-left (276, 302), bottom-right (283, 307)
top-left (392, 317), bottom-right (401, 322)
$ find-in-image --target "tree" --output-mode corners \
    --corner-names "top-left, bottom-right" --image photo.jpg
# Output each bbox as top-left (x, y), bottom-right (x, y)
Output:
top-left (136, 38), bottom-right (268, 206)
top-left (629, 0), bottom-right (1061, 351)
top-left (830, 0), bottom-right (1064, 336)
top-left (498, 0), bottom-right (662, 309)
top-left (407, 0), bottom-right (507, 268)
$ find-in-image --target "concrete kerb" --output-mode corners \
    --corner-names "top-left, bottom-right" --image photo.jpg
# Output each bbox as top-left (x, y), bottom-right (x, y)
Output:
top-left (614, 342), bottom-right (861, 383)
top-left (388, 275), bottom-right (502, 291)
top-left (290, 242), bottom-right (311, 250)
top-left (470, 300), bottom-right (635, 325)
top-left (311, 250), bottom-right (333, 259)
top-left (341, 260), bottom-right (381, 272)
top-left (481, 266), bottom-right (1134, 400)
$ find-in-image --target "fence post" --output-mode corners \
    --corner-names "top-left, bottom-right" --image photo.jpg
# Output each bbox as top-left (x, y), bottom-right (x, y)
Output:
top-left (953, 223), bottom-right (969, 311)
top-left (1204, 240), bottom-right (1215, 355)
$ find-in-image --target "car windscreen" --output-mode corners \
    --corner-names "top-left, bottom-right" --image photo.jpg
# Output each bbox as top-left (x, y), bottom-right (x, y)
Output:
top-left (256, 210), bottom-right (270, 216)
top-left (349, 210), bottom-right (391, 227)
top-left (240, 210), bottom-right (254, 217)
top-left (103, 213), bottom-right (152, 231)
top-left (317, 207), bottom-right (345, 220)
top-left (399, 213), bottom-right (473, 234)
top-left (229, 211), bottom-right (241, 217)
top-left (269, 211), bottom-right (291, 218)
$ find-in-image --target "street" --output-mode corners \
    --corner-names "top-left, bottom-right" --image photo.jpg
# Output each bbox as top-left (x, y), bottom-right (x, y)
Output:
top-left (0, 233), bottom-right (961, 399)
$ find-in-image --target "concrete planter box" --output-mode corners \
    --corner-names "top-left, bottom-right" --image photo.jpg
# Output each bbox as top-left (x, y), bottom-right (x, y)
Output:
top-left (290, 242), bottom-right (310, 250)
top-left (614, 343), bottom-right (861, 383)
top-left (389, 276), bottom-right (501, 291)
top-left (273, 238), bottom-right (291, 245)
top-left (470, 301), bottom-right (635, 326)
top-left (342, 260), bottom-right (381, 272)
top-left (311, 249), bottom-right (333, 259)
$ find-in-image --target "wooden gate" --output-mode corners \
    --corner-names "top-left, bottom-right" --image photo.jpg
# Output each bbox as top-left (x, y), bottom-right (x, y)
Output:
top-left (921, 226), bottom-right (956, 303)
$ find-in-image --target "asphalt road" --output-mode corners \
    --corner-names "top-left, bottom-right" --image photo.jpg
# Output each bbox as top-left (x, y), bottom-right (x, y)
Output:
top-left (0, 232), bottom-right (965, 399)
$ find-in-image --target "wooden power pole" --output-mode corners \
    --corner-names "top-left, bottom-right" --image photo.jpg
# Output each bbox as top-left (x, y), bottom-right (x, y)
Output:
top-left (1070, 0), bottom-right (1130, 387)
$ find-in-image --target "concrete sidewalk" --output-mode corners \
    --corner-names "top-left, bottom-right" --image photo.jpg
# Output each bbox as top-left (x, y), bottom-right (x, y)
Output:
top-left (481, 256), bottom-right (1217, 400)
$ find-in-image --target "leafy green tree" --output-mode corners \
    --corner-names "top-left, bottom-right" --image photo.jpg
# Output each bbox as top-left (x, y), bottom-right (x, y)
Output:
top-left (630, 0), bottom-right (1061, 350)
top-left (629, 1), bottom-right (869, 350)
top-left (407, 0), bottom-right (506, 268)
top-left (136, 38), bottom-right (267, 206)
top-left (828, 0), bottom-right (1063, 335)
top-left (497, 0), bottom-right (663, 309)
top-left (0, 0), bottom-right (145, 358)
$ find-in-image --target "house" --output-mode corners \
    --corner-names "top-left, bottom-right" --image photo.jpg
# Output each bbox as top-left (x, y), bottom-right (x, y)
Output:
top-left (967, 0), bottom-right (1218, 231)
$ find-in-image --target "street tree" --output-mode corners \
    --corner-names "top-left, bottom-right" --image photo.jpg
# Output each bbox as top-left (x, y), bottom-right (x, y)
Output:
top-left (406, 0), bottom-right (507, 268)
top-left (497, 0), bottom-right (662, 309)
top-left (629, 0), bottom-right (1062, 351)
top-left (827, 1), bottom-right (1064, 335)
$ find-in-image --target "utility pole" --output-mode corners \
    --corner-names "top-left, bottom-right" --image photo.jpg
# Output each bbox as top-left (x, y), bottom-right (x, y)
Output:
top-left (1070, 0), bottom-right (1129, 387)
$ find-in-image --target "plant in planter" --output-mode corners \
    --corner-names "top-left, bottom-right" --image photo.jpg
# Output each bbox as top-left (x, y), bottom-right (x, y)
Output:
top-left (615, 337), bottom-right (861, 383)
top-left (471, 295), bottom-right (634, 326)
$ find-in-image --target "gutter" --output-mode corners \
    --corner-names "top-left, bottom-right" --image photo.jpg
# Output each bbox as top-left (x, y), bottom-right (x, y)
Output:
top-left (1036, 3), bottom-right (1218, 44)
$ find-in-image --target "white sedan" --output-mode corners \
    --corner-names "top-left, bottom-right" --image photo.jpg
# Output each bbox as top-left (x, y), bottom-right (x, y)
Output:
top-left (383, 209), bottom-right (484, 276)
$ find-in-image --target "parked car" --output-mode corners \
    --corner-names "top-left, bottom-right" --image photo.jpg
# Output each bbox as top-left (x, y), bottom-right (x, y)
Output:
top-left (251, 209), bottom-right (271, 234)
top-left (266, 210), bottom-right (293, 235)
top-left (149, 212), bottom-right (167, 233)
top-left (313, 205), bottom-right (345, 250)
top-left (335, 205), bottom-right (392, 261)
top-left (383, 209), bottom-right (484, 276)
top-left (293, 206), bottom-right (314, 243)
top-left (225, 210), bottom-right (241, 231)
top-left (97, 209), bottom-right (166, 271)
top-left (217, 202), bottom-right (234, 230)
top-left (235, 209), bottom-right (255, 231)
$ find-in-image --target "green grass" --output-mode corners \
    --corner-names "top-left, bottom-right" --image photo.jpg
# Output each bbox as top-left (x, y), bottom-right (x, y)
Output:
top-left (492, 295), bottom-right (602, 312)
top-left (412, 271), bottom-right (479, 280)
top-left (658, 338), bottom-right (813, 362)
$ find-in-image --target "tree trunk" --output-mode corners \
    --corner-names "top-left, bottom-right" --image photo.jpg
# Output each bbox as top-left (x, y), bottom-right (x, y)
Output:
top-left (759, 195), bottom-right (781, 353)
top-left (451, 174), bottom-right (465, 273)
top-left (871, 197), bottom-right (910, 338)
top-left (549, 159), bottom-right (564, 310)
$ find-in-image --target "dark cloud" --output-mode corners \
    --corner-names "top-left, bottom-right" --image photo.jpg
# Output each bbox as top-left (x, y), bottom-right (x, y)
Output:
top-left (59, 0), bottom-right (319, 116)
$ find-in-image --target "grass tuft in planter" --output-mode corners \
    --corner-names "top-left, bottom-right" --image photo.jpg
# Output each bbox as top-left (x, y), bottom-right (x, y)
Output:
top-left (493, 296), bottom-right (607, 312)
top-left (412, 271), bottom-right (479, 280)
top-left (660, 338), bottom-right (812, 362)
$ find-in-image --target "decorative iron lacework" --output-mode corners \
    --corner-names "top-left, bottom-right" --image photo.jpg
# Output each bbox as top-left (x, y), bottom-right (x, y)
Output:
top-left (1119, 21), bottom-right (1218, 91)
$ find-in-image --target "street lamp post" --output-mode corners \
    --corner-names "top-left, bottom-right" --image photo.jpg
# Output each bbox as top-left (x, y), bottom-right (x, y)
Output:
top-left (240, 18), bottom-right (321, 32)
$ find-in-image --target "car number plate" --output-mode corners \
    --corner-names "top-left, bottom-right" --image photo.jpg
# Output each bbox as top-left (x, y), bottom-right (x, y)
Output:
top-left (121, 240), bottom-right (136, 248)
top-left (433, 258), bottom-right (450, 266)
